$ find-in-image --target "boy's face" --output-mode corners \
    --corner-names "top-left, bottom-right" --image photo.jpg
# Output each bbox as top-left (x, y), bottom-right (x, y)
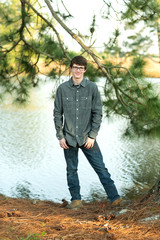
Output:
top-left (70, 64), bottom-right (86, 81)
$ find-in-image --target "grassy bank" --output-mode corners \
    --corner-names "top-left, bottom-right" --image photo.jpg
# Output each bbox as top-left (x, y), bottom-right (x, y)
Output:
top-left (38, 56), bottom-right (160, 79)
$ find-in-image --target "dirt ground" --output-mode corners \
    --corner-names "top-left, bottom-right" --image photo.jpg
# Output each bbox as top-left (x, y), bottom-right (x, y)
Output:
top-left (0, 194), bottom-right (160, 240)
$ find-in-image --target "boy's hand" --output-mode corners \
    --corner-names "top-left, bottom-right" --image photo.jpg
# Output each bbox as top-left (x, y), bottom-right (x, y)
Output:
top-left (84, 137), bottom-right (95, 149)
top-left (59, 138), bottom-right (69, 149)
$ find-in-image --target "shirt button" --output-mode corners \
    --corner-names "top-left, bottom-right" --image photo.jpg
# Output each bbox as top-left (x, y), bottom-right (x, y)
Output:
top-left (77, 108), bottom-right (78, 110)
top-left (76, 126), bottom-right (78, 128)
top-left (76, 99), bottom-right (78, 101)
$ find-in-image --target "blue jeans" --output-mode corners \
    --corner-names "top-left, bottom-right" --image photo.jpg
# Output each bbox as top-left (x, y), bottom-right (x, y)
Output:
top-left (64, 141), bottom-right (120, 202)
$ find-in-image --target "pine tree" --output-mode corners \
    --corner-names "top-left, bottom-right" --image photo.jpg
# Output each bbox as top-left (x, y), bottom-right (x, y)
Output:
top-left (0, 0), bottom-right (73, 103)
top-left (0, 0), bottom-right (160, 134)
top-left (121, 0), bottom-right (160, 61)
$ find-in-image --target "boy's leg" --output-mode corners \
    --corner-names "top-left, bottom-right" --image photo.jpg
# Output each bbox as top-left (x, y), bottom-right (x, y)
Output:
top-left (64, 146), bottom-right (81, 201)
top-left (81, 141), bottom-right (120, 202)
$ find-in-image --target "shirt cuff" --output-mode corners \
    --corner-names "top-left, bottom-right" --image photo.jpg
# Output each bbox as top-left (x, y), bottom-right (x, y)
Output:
top-left (88, 136), bottom-right (95, 139)
top-left (88, 131), bottom-right (97, 139)
top-left (57, 132), bottom-right (64, 140)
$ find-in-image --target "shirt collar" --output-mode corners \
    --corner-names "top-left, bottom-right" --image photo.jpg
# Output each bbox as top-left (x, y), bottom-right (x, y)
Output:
top-left (69, 77), bottom-right (87, 88)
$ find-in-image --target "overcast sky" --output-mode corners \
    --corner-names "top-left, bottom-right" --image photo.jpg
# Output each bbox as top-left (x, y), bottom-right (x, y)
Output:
top-left (43, 0), bottom-right (158, 54)
top-left (55, 0), bottom-right (120, 51)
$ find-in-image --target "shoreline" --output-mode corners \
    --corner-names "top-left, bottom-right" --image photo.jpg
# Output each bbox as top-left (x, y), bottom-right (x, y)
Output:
top-left (0, 194), bottom-right (160, 239)
top-left (37, 57), bottom-right (160, 79)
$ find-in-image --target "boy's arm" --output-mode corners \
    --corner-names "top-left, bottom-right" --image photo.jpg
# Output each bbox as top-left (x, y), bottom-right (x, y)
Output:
top-left (88, 85), bottom-right (102, 139)
top-left (53, 87), bottom-right (64, 140)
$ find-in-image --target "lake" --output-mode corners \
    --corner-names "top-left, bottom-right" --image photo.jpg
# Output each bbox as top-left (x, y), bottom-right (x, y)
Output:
top-left (0, 77), bottom-right (160, 202)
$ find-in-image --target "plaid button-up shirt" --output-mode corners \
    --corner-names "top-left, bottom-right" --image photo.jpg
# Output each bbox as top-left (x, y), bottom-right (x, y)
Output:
top-left (53, 77), bottom-right (102, 147)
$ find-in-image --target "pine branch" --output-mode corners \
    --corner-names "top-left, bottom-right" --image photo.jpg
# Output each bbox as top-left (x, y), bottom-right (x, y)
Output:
top-left (114, 83), bottom-right (134, 118)
top-left (60, 0), bottom-right (73, 18)
top-left (44, 0), bottom-right (112, 80)
top-left (145, 2), bottom-right (160, 17)
top-left (105, 65), bottom-right (145, 96)
top-left (2, 39), bottom-right (21, 55)
top-left (22, 38), bottom-right (55, 60)
top-left (10, 70), bottom-right (26, 79)
top-left (117, 84), bottom-right (145, 106)
top-left (20, 0), bottom-right (26, 39)
top-left (1, 0), bottom-right (26, 56)
top-left (23, 0), bottom-right (70, 61)
top-left (43, 0), bottom-right (149, 115)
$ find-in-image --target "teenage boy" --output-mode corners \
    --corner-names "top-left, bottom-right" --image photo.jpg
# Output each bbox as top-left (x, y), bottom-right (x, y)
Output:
top-left (54, 55), bottom-right (122, 209)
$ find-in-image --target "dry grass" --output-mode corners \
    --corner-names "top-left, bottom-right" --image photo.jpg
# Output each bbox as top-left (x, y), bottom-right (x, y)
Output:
top-left (0, 195), bottom-right (160, 240)
top-left (38, 56), bottom-right (160, 78)
top-left (144, 57), bottom-right (160, 78)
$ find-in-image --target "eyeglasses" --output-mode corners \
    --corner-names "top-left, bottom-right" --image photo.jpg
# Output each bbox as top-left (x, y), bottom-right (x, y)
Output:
top-left (72, 66), bottom-right (85, 71)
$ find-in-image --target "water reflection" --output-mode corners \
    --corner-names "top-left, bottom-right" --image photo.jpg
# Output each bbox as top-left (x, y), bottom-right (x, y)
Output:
top-left (119, 134), bottom-right (160, 199)
top-left (0, 79), bottom-right (160, 202)
top-left (12, 181), bottom-right (33, 198)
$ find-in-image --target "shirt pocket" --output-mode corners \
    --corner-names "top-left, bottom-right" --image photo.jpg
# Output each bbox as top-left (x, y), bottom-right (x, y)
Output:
top-left (80, 96), bottom-right (92, 109)
top-left (62, 96), bottom-right (74, 109)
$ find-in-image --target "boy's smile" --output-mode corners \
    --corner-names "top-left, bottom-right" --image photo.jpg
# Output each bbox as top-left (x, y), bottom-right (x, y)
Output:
top-left (70, 64), bottom-right (86, 83)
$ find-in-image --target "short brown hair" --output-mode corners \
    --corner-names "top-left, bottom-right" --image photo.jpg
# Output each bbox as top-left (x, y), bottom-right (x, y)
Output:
top-left (70, 55), bottom-right (87, 69)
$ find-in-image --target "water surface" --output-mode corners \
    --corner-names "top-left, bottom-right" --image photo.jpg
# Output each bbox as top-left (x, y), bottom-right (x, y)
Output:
top-left (0, 78), bottom-right (160, 202)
